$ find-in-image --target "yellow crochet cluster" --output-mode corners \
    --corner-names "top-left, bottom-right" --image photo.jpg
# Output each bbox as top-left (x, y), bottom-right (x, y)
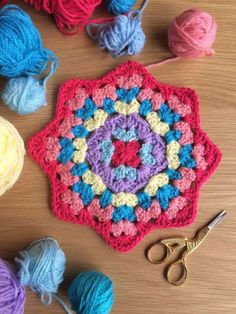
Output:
top-left (166, 141), bottom-right (180, 169)
top-left (144, 173), bottom-right (169, 196)
top-left (146, 112), bottom-right (170, 136)
top-left (73, 138), bottom-right (87, 163)
top-left (115, 100), bottom-right (140, 115)
top-left (83, 170), bottom-right (106, 194)
top-left (112, 192), bottom-right (138, 207)
top-left (84, 109), bottom-right (108, 131)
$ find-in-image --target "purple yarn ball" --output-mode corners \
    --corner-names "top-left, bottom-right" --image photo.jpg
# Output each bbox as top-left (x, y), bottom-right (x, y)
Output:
top-left (0, 259), bottom-right (26, 314)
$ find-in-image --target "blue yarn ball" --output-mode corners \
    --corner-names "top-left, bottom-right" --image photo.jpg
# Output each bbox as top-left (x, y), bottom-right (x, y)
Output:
top-left (0, 5), bottom-right (58, 78)
top-left (97, 13), bottom-right (145, 57)
top-left (15, 238), bottom-right (66, 304)
top-left (1, 77), bottom-right (46, 115)
top-left (107, 0), bottom-right (137, 15)
top-left (68, 271), bottom-right (114, 314)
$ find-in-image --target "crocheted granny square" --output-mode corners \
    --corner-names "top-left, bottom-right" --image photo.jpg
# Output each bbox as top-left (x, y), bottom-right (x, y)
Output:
top-left (28, 61), bottom-right (221, 252)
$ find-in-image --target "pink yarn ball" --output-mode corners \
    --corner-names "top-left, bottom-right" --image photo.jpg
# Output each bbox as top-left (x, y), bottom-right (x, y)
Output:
top-left (168, 9), bottom-right (217, 58)
top-left (0, 259), bottom-right (26, 314)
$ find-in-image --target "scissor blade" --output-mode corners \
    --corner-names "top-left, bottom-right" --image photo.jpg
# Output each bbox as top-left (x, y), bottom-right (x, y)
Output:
top-left (207, 210), bottom-right (227, 230)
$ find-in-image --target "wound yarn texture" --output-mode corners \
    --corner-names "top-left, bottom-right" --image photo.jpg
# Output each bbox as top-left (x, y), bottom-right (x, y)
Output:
top-left (0, 5), bottom-right (58, 114)
top-left (15, 238), bottom-right (66, 305)
top-left (68, 271), bottom-right (114, 314)
top-left (22, 0), bottom-right (102, 34)
top-left (0, 259), bottom-right (26, 314)
top-left (0, 238), bottom-right (72, 314)
top-left (0, 117), bottom-right (25, 197)
top-left (87, 11), bottom-right (145, 57)
top-left (107, 0), bottom-right (137, 15)
top-left (168, 9), bottom-right (217, 58)
top-left (2, 77), bottom-right (46, 115)
top-left (0, 5), bottom-right (57, 78)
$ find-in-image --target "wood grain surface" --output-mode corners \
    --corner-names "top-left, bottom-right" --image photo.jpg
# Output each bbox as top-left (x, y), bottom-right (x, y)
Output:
top-left (0, 1), bottom-right (236, 313)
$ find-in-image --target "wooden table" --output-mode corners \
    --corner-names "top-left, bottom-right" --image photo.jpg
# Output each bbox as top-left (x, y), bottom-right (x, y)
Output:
top-left (0, 1), bottom-right (236, 313)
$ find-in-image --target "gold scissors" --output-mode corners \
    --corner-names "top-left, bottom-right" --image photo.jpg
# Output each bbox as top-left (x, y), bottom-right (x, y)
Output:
top-left (146, 210), bottom-right (226, 286)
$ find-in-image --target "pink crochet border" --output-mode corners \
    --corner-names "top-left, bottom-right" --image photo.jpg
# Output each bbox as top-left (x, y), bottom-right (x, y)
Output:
top-left (27, 61), bottom-right (222, 252)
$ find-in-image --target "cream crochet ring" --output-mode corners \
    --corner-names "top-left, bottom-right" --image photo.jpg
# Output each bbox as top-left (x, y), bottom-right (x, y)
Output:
top-left (0, 116), bottom-right (25, 196)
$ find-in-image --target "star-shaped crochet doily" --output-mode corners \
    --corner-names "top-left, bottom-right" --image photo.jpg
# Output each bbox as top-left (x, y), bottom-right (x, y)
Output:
top-left (28, 61), bottom-right (221, 252)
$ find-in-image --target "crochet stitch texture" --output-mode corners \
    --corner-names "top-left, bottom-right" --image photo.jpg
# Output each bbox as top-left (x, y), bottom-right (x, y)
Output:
top-left (28, 61), bottom-right (221, 252)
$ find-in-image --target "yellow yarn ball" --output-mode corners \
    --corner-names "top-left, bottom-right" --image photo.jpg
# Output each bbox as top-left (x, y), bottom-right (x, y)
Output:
top-left (0, 117), bottom-right (25, 196)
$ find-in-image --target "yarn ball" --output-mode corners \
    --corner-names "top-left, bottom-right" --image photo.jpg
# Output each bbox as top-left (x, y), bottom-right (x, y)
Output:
top-left (1, 77), bottom-right (46, 115)
top-left (0, 259), bottom-right (26, 314)
top-left (168, 9), bottom-right (217, 58)
top-left (0, 117), bottom-right (25, 197)
top-left (107, 0), bottom-right (137, 15)
top-left (89, 11), bottom-right (145, 57)
top-left (0, 5), bottom-right (58, 78)
top-left (23, 0), bottom-right (103, 34)
top-left (68, 271), bottom-right (114, 314)
top-left (15, 238), bottom-right (66, 305)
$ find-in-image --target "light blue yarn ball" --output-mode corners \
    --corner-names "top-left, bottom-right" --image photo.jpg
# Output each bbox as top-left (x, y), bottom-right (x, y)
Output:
top-left (68, 271), bottom-right (114, 314)
top-left (107, 0), bottom-right (137, 15)
top-left (1, 77), bottom-right (46, 115)
top-left (15, 238), bottom-right (66, 304)
top-left (98, 13), bottom-right (145, 57)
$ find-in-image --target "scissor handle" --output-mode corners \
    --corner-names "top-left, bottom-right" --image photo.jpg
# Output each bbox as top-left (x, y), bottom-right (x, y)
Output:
top-left (146, 242), bottom-right (171, 264)
top-left (146, 238), bottom-right (187, 264)
top-left (166, 258), bottom-right (188, 286)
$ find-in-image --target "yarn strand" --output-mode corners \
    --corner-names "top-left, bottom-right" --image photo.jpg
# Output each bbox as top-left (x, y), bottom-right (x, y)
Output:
top-left (53, 293), bottom-right (74, 314)
top-left (146, 56), bottom-right (181, 69)
top-left (43, 62), bottom-right (58, 87)
top-left (139, 0), bottom-right (149, 14)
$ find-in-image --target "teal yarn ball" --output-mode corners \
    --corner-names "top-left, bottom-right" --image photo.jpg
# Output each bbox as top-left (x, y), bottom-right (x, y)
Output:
top-left (1, 77), bottom-right (46, 115)
top-left (68, 271), bottom-right (114, 314)
top-left (15, 238), bottom-right (66, 305)
top-left (107, 0), bottom-right (137, 15)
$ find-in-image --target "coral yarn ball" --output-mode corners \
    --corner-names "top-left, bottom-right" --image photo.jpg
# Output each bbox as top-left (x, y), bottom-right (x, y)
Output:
top-left (168, 9), bottom-right (217, 58)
